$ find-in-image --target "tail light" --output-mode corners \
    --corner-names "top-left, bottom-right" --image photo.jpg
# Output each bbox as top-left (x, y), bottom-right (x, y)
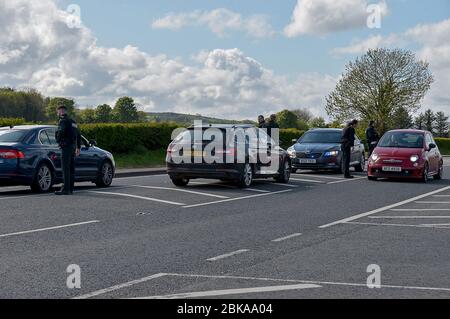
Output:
top-left (0, 149), bottom-right (25, 159)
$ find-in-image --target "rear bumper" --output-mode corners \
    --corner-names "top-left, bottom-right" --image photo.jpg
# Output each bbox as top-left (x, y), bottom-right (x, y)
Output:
top-left (167, 163), bottom-right (242, 179)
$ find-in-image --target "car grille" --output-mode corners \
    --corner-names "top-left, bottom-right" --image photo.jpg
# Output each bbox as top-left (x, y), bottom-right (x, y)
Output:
top-left (382, 159), bottom-right (403, 164)
top-left (297, 152), bottom-right (323, 159)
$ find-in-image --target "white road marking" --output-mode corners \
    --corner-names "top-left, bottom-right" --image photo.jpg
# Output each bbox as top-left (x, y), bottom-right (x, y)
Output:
top-left (421, 223), bottom-right (450, 227)
top-left (293, 174), bottom-right (344, 180)
top-left (0, 220), bottom-right (100, 239)
top-left (319, 186), bottom-right (450, 228)
top-left (344, 221), bottom-right (450, 229)
top-left (433, 195), bottom-right (450, 198)
top-left (257, 181), bottom-right (299, 188)
top-left (271, 233), bottom-right (302, 242)
top-left (130, 185), bottom-right (229, 199)
top-left (189, 182), bottom-right (270, 193)
top-left (369, 216), bottom-right (450, 219)
top-left (391, 208), bottom-right (450, 211)
top-left (114, 174), bottom-right (167, 180)
top-left (166, 273), bottom-right (450, 293)
top-left (207, 249), bottom-right (250, 262)
top-left (289, 178), bottom-right (325, 184)
top-left (73, 273), bottom-right (168, 299)
top-left (327, 177), bottom-right (366, 185)
top-left (183, 190), bottom-right (292, 209)
top-left (88, 191), bottom-right (185, 206)
top-left (136, 283), bottom-right (321, 299)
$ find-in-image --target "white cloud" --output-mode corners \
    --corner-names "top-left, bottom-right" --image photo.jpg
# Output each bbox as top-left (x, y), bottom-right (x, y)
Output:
top-left (284, 0), bottom-right (388, 37)
top-left (331, 19), bottom-right (450, 112)
top-left (152, 8), bottom-right (275, 38)
top-left (0, 0), bottom-right (335, 120)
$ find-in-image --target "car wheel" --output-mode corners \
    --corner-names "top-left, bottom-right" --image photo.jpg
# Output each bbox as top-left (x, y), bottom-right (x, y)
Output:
top-left (355, 153), bottom-right (365, 172)
top-left (96, 161), bottom-right (114, 187)
top-left (434, 161), bottom-right (443, 180)
top-left (275, 159), bottom-right (291, 183)
top-left (421, 163), bottom-right (430, 183)
top-left (171, 176), bottom-right (190, 187)
top-left (237, 163), bottom-right (253, 188)
top-left (31, 163), bottom-right (54, 193)
top-left (368, 176), bottom-right (378, 181)
top-left (291, 168), bottom-right (297, 174)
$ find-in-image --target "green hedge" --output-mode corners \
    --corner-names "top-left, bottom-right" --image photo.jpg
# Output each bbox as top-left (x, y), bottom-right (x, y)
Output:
top-left (0, 117), bottom-right (26, 127)
top-left (279, 128), bottom-right (305, 149)
top-left (79, 123), bottom-right (180, 154)
top-left (436, 138), bottom-right (450, 155)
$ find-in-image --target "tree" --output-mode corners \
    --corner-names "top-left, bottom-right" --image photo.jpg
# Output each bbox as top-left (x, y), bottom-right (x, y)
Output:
top-left (434, 111), bottom-right (449, 137)
top-left (46, 97), bottom-right (76, 121)
top-left (95, 104), bottom-right (112, 123)
top-left (309, 117), bottom-right (328, 128)
top-left (326, 48), bottom-right (434, 134)
top-left (77, 108), bottom-right (97, 124)
top-left (292, 108), bottom-right (313, 123)
top-left (113, 97), bottom-right (139, 123)
top-left (423, 109), bottom-right (435, 134)
top-left (391, 106), bottom-right (413, 129)
top-left (276, 109), bottom-right (300, 129)
top-left (414, 113), bottom-right (426, 130)
top-left (0, 88), bottom-right (46, 122)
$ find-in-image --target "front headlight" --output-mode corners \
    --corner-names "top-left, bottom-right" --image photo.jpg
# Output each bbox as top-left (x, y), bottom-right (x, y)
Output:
top-left (324, 150), bottom-right (339, 157)
top-left (287, 147), bottom-right (296, 158)
top-left (410, 155), bottom-right (419, 163)
top-left (371, 154), bottom-right (379, 161)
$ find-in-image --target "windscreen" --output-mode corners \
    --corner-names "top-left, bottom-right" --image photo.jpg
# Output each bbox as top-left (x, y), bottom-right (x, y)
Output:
top-left (378, 132), bottom-right (424, 149)
top-left (0, 130), bottom-right (27, 143)
top-left (299, 131), bottom-right (342, 144)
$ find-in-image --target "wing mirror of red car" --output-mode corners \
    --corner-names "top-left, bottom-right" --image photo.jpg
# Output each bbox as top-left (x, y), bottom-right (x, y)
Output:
top-left (429, 143), bottom-right (437, 150)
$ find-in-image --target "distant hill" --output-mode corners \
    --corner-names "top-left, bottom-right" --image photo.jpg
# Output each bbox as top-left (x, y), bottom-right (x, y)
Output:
top-left (146, 112), bottom-right (255, 125)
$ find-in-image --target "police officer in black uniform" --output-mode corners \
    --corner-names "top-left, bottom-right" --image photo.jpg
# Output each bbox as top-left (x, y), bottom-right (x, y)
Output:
top-left (257, 115), bottom-right (266, 129)
top-left (55, 105), bottom-right (81, 195)
top-left (266, 114), bottom-right (279, 138)
top-left (366, 120), bottom-right (379, 157)
top-left (341, 120), bottom-right (359, 179)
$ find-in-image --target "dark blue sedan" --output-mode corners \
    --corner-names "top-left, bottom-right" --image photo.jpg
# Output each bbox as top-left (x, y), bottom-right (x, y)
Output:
top-left (0, 125), bottom-right (115, 192)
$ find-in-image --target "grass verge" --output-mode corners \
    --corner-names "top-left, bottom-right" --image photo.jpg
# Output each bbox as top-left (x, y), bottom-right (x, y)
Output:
top-left (114, 149), bottom-right (166, 169)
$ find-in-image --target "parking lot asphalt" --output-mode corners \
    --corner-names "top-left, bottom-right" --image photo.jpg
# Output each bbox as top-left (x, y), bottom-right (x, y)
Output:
top-left (1, 158), bottom-right (450, 299)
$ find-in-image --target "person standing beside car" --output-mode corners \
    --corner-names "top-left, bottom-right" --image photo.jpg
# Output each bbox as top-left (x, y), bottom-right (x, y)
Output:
top-left (55, 105), bottom-right (81, 195)
top-left (341, 120), bottom-right (359, 179)
top-left (366, 120), bottom-right (379, 157)
top-left (257, 115), bottom-right (266, 129)
top-left (266, 114), bottom-right (279, 138)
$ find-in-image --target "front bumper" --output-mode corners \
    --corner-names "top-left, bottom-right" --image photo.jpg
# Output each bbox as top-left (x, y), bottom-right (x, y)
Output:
top-left (368, 163), bottom-right (424, 178)
top-left (291, 156), bottom-right (340, 170)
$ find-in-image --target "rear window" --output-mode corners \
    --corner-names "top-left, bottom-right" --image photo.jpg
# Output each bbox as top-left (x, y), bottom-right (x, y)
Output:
top-left (0, 130), bottom-right (27, 143)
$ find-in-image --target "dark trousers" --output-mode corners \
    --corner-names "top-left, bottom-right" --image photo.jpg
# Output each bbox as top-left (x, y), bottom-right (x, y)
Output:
top-left (342, 146), bottom-right (352, 177)
top-left (61, 146), bottom-right (76, 193)
top-left (368, 143), bottom-right (377, 157)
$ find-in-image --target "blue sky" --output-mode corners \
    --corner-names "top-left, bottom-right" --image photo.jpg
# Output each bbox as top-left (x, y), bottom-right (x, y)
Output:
top-left (2, 0), bottom-right (449, 119)
top-left (58, 0), bottom-right (450, 76)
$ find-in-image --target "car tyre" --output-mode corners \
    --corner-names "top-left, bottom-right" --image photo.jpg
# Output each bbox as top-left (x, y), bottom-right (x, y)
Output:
top-left (275, 159), bottom-right (291, 184)
top-left (434, 162), bottom-right (443, 180)
top-left (368, 176), bottom-right (378, 181)
top-left (421, 163), bottom-right (430, 183)
top-left (355, 153), bottom-right (365, 172)
top-left (31, 163), bottom-right (54, 193)
top-left (171, 176), bottom-right (190, 187)
top-left (96, 161), bottom-right (114, 187)
top-left (237, 163), bottom-right (253, 188)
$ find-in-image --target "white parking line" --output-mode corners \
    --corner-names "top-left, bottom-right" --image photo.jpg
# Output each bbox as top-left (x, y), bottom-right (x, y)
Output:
top-left (415, 201), bottom-right (450, 204)
top-left (293, 174), bottom-right (344, 180)
top-left (369, 216), bottom-right (450, 219)
top-left (88, 191), bottom-right (186, 206)
top-left (327, 177), bottom-right (366, 185)
top-left (166, 273), bottom-right (450, 293)
top-left (319, 186), bottom-right (450, 228)
top-left (136, 283), bottom-right (321, 299)
top-left (433, 195), bottom-right (450, 197)
top-left (391, 208), bottom-right (450, 211)
top-left (344, 221), bottom-right (450, 229)
top-left (271, 233), bottom-right (302, 242)
top-left (0, 220), bottom-right (100, 239)
top-left (257, 181), bottom-right (298, 188)
top-left (130, 185), bottom-right (229, 199)
top-left (289, 178), bottom-right (325, 184)
top-left (73, 273), bottom-right (168, 299)
top-left (183, 190), bottom-right (292, 209)
top-left (189, 182), bottom-right (270, 193)
top-left (207, 249), bottom-right (250, 262)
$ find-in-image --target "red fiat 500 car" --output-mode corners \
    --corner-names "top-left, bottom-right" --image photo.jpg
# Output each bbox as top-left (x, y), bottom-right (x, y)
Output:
top-left (368, 129), bottom-right (443, 183)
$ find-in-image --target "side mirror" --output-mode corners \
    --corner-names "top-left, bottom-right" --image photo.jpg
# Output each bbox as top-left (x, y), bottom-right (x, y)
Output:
top-left (429, 143), bottom-right (436, 150)
top-left (89, 140), bottom-right (97, 147)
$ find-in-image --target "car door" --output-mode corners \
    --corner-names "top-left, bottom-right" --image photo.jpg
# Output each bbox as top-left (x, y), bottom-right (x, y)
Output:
top-left (77, 137), bottom-right (101, 179)
top-left (39, 129), bottom-right (62, 179)
top-left (257, 129), bottom-right (280, 174)
top-left (351, 135), bottom-right (363, 163)
top-left (425, 133), bottom-right (438, 173)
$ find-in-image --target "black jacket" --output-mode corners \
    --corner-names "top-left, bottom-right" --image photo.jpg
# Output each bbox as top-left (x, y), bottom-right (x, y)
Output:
top-left (366, 126), bottom-right (379, 144)
top-left (56, 116), bottom-right (81, 149)
top-left (266, 121), bottom-right (279, 138)
top-left (341, 126), bottom-right (356, 149)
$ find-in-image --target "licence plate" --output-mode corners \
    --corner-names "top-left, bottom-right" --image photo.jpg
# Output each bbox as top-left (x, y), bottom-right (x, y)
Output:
top-left (299, 159), bottom-right (317, 164)
top-left (382, 166), bottom-right (402, 172)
